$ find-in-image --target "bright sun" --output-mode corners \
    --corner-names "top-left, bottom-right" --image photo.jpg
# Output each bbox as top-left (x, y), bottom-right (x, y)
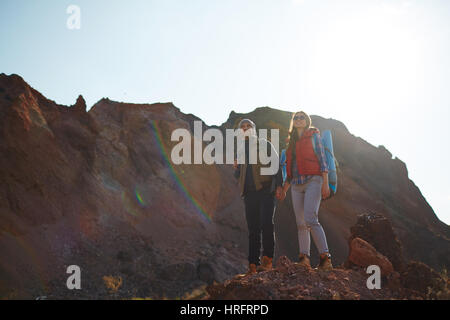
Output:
top-left (305, 5), bottom-right (423, 126)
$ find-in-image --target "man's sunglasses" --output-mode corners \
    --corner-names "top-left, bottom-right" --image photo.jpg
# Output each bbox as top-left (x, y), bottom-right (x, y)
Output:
top-left (294, 115), bottom-right (306, 120)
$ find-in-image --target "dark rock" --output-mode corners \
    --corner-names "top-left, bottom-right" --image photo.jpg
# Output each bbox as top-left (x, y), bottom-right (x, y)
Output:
top-left (197, 262), bottom-right (216, 284)
top-left (401, 261), bottom-right (447, 298)
top-left (159, 263), bottom-right (197, 282)
top-left (73, 95), bottom-right (87, 113)
top-left (117, 251), bottom-right (133, 262)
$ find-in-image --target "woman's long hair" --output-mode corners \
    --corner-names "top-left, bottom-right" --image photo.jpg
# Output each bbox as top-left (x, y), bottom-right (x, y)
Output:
top-left (286, 111), bottom-right (313, 152)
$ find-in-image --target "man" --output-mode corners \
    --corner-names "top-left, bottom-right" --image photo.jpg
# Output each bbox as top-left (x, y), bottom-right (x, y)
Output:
top-left (233, 119), bottom-right (283, 274)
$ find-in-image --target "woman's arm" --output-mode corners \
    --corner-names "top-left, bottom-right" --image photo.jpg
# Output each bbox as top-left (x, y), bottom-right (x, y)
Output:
top-left (322, 172), bottom-right (329, 185)
top-left (282, 181), bottom-right (291, 193)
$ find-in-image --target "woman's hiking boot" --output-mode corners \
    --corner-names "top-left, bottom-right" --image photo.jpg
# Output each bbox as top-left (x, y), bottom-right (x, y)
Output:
top-left (297, 253), bottom-right (311, 269)
top-left (318, 253), bottom-right (333, 271)
top-left (256, 256), bottom-right (273, 272)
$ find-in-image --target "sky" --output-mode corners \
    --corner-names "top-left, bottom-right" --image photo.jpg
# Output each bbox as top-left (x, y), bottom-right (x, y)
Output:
top-left (1, 0), bottom-right (449, 224)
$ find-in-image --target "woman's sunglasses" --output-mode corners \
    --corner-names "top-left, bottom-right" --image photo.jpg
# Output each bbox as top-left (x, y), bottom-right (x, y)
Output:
top-left (294, 115), bottom-right (306, 120)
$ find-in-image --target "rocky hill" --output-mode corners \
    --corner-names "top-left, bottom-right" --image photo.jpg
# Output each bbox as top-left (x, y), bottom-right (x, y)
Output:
top-left (206, 213), bottom-right (449, 300)
top-left (0, 73), bottom-right (448, 299)
top-left (0, 73), bottom-right (248, 299)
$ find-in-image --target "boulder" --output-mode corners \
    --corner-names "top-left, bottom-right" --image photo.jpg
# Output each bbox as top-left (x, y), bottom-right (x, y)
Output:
top-left (347, 237), bottom-right (394, 276)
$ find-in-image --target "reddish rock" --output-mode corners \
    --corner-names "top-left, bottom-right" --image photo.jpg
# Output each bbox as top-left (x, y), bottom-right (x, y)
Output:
top-left (349, 213), bottom-right (405, 271)
top-left (73, 95), bottom-right (87, 113)
top-left (206, 256), bottom-right (403, 300)
top-left (206, 255), bottom-right (448, 300)
top-left (347, 237), bottom-right (394, 276)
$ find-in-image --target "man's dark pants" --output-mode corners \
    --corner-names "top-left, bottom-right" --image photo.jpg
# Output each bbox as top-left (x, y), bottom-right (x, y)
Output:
top-left (243, 188), bottom-right (276, 265)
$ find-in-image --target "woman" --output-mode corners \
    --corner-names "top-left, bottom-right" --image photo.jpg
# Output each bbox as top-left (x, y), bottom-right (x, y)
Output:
top-left (279, 111), bottom-right (332, 270)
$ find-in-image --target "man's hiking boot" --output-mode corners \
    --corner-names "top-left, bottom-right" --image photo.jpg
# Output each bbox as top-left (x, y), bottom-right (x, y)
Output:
top-left (256, 256), bottom-right (273, 272)
top-left (236, 263), bottom-right (256, 278)
top-left (318, 253), bottom-right (333, 271)
top-left (247, 263), bottom-right (257, 275)
top-left (297, 253), bottom-right (311, 269)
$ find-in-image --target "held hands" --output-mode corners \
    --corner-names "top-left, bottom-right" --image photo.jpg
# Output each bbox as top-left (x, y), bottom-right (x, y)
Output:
top-left (276, 185), bottom-right (288, 201)
top-left (275, 186), bottom-right (283, 201)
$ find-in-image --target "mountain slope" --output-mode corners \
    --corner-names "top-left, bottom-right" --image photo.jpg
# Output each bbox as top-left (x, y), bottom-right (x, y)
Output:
top-left (0, 74), bottom-right (248, 299)
top-left (0, 74), bottom-right (448, 299)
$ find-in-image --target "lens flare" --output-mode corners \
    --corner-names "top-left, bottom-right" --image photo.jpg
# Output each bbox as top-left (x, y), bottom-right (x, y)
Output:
top-left (121, 190), bottom-right (139, 217)
top-left (134, 187), bottom-right (147, 207)
top-left (150, 120), bottom-right (211, 222)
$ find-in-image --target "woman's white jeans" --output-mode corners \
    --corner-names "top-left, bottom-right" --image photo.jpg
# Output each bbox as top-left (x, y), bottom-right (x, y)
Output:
top-left (291, 175), bottom-right (329, 256)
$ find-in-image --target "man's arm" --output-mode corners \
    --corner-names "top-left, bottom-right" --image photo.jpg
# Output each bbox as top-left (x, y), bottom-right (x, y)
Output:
top-left (266, 140), bottom-right (283, 199)
top-left (233, 160), bottom-right (240, 180)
